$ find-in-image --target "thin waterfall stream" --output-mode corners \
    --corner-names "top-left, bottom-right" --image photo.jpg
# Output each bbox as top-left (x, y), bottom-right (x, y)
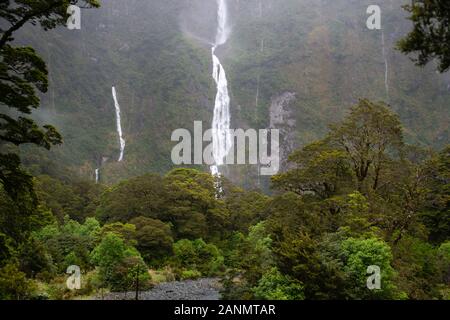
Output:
top-left (112, 86), bottom-right (126, 162)
top-left (210, 0), bottom-right (232, 177)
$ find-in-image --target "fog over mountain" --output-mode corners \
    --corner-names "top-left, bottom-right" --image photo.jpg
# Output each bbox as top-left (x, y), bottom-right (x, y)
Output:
top-left (16, 0), bottom-right (450, 187)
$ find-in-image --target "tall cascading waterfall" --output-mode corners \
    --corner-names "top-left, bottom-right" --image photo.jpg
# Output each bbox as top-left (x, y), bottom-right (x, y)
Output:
top-left (95, 86), bottom-right (125, 182)
top-left (210, 0), bottom-right (232, 176)
top-left (381, 29), bottom-right (389, 100)
top-left (112, 86), bottom-right (126, 162)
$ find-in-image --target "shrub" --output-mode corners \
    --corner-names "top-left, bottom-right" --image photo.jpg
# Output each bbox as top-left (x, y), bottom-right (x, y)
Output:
top-left (0, 262), bottom-right (36, 300)
top-left (90, 233), bottom-right (149, 291)
top-left (180, 269), bottom-right (202, 280)
top-left (253, 267), bottom-right (305, 300)
top-left (172, 239), bottom-right (224, 276)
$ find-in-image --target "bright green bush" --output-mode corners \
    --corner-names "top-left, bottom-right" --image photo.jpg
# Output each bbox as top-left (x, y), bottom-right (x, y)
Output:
top-left (90, 233), bottom-right (149, 291)
top-left (253, 267), bottom-right (305, 300)
top-left (180, 269), bottom-right (202, 280)
top-left (339, 237), bottom-right (399, 299)
top-left (172, 239), bottom-right (224, 276)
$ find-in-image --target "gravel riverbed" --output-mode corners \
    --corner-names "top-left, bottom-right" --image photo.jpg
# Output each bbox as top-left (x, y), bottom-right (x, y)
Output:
top-left (98, 278), bottom-right (222, 300)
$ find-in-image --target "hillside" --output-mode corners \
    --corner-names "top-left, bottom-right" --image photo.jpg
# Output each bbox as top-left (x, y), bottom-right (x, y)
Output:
top-left (14, 0), bottom-right (450, 187)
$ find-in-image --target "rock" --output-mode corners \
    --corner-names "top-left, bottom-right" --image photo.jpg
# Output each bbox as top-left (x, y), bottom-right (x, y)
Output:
top-left (269, 92), bottom-right (297, 171)
top-left (97, 278), bottom-right (221, 300)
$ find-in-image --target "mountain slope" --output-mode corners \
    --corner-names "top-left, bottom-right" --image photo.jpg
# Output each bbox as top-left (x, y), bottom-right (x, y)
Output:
top-left (15, 0), bottom-right (449, 186)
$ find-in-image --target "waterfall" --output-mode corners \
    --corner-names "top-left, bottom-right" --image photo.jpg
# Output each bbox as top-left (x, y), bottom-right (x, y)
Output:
top-left (255, 2), bottom-right (264, 117)
top-left (95, 168), bottom-right (99, 184)
top-left (381, 29), bottom-right (389, 100)
top-left (210, 0), bottom-right (232, 176)
top-left (112, 86), bottom-right (126, 162)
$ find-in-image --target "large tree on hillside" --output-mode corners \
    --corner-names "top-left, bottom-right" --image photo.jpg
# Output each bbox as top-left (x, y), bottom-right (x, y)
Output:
top-left (398, 0), bottom-right (450, 72)
top-left (0, 0), bottom-right (99, 200)
top-left (273, 99), bottom-right (404, 197)
top-left (330, 99), bottom-right (404, 193)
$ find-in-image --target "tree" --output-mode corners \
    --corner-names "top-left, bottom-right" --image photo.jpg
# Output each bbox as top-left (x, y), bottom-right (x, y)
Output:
top-left (163, 169), bottom-right (225, 240)
top-left (90, 232), bottom-right (149, 291)
top-left (0, 184), bottom-right (53, 262)
top-left (271, 141), bottom-right (353, 199)
top-left (0, 0), bottom-right (99, 200)
top-left (420, 146), bottom-right (450, 243)
top-left (398, 0), bottom-right (450, 72)
top-left (338, 237), bottom-right (400, 299)
top-left (130, 216), bottom-right (173, 265)
top-left (0, 262), bottom-right (35, 299)
top-left (266, 192), bottom-right (322, 237)
top-left (253, 267), bottom-right (304, 300)
top-left (34, 175), bottom-right (105, 222)
top-left (99, 222), bottom-right (136, 246)
top-left (272, 100), bottom-right (404, 197)
top-left (222, 222), bottom-right (275, 299)
top-left (0, 1), bottom-right (100, 281)
top-left (172, 238), bottom-right (224, 276)
top-left (329, 99), bottom-right (404, 193)
top-left (393, 235), bottom-right (447, 299)
top-left (33, 216), bottom-right (100, 273)
top-left (225, 188), bottom-right (270, 234)
top-left (96, 174), bottom-right (167, 223)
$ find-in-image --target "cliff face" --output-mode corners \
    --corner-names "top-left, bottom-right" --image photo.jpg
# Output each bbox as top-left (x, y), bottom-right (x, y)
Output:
top-left (269, 92), bottom-right (297, 171)
top-left (16, 0), bottom-right (450, 186)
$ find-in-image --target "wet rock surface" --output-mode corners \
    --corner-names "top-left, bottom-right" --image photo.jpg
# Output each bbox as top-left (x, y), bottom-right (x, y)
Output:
top-left (99, 278), bottom-right (221, 300)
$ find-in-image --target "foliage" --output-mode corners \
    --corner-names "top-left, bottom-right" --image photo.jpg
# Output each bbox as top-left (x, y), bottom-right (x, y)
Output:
top-left (253, 267), bottom-right (304, 300)
top-left (329, 99), bottom-right (404, 193)
top-left (97, 169), bottom-right (230, 241)
top-left (420, 146), bottom-right (450, 243)
top-left (272, 141), bottom-right (353, 198)
top-left (0, 262), bottom-right (36, 300)
top-left (34, 216), bottom-right (100, 273)
top-left (222, 222), bottom-right (275, 299)
top-left (398, 0), bottom-right (450, 72)
top-left (172, 239), bottom-right (224, 277)
top-left (338, 237), bottom-right (399, 299)
top-left (229, 101), bottom-right (449, 300)
top-left (0, 0), bottom-right (100, 200)
top-left (35, 175), bottom-right (105, 222)
top-left (96, 174), bottom-right (166, 223)
top-left (180, 269), bottom-right (202, 281)
top-left (130, 216), bottom-right (173, 266)
top-left (225, 188), bottom-right (271, 234)
top-left (99, 222), bottom-right (136, 246)
top-left (90, 232), bottom-right (149, 291)
top-left (393, 236), bottom-right (448, 299)
top-left (0, 0), bottom-right (100, 299)
top-left (164, 169), bottom-right (227, 240)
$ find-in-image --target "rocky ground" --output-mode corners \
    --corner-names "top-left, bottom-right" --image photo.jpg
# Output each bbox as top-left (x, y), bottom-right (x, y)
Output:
top-left (98, 278), bottom-right (222, 300)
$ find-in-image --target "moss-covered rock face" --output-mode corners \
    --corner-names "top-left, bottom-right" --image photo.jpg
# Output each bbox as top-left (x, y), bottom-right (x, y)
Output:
top-left (17, 0), bottom-right (450, 186)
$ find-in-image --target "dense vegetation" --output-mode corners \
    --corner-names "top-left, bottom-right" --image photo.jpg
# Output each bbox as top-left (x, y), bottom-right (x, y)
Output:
top-left (1, 100), bottom-right (448, 299)
top-left (398, 0), bottom-right (450, 72)
top-left (0, 0), bottom-right (449, 301)
top-left (10, 0), bottom-right (450, 189)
